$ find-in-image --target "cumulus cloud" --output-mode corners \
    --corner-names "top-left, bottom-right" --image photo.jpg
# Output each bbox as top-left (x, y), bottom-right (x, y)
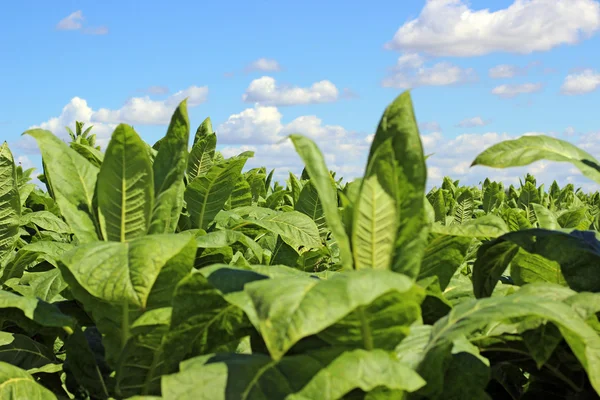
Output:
top-left (488, 64), bottom-right (521, 79)
top-left (382, 54), bottom-right (477, 88)
top-left (56, 10), bottom-right (108, 35)
top-left (491, 83), bottom-right (543, 98)
top-left (560, 69), bottom-right (600, 95)
top-left (93, 86), bottom-right (208, 125)
top-left (419, 121), bottom-right (441, 132)
top-left (242, 77), bottom-right (339, 106)
top-left (215, 105), bottom-right (370, 182)
top-left (20, 86), bottom-right (208, 152)
top-left (456, 116), bottom-right (491, 128)
top-left (385, 0), bottom-right (600, 57)
top-left (245, 58), bottom-right (282, 73)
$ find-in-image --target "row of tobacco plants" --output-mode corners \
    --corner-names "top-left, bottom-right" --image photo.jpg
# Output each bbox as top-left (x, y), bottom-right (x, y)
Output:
top-left (2, 91), bottom-right (600, 399)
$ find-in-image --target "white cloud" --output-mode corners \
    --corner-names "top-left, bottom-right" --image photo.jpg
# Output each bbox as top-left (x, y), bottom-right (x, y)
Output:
top-left (456, 116), bottom-right (490, 128)
top-left (560, 69), bottom-right (600, 95)
top-left (245, 58), bottom-right (282, 72)
top-left (491, 83), bottom-right (543, 98)
top-left (385, 0), bottom-right (600, 57)
top-left (93, 86), bottom-right (208, 125)
top-left (419, 121), bottom-right (441, 132)
top-left (56, 10), bottom-right (108, 35)
top-left (382, 56), bottom-right (477, 89)
top-left (242, 76), bottom-right (339, 106)
top-left (489, 64), bottom-right (520, 78)
top-left (22, 86), bottom-right (207, 152)
top-left (56, 11), bottom-right (83, 30)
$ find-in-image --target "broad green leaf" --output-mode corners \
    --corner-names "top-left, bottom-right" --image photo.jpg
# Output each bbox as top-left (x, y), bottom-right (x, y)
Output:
top-left (294, 181), bottom-right (327, 237)
top-left (115, 307), bottom-right (172, 397)
top-left (0, 143), bottom-right (20, 264)
top-left (4, 269), bottom-right (68, 302)
top-left (238, 269), bottom-right (424, 359)
top-left (472, 239), bottom-right (520, 298)
top-left (417, 285), bottom-right (600, 396)
top-left (149, 100), bottom-right (190, 234)
top-left (419, 235), bottom-right (471, 290)
top-left (558, 207), bottom-right (589, 229)
top-left (430, 215), bottom-right (508, 238)
top-left (289, 135), bottom-right (353, 270)
top-left (20, 211), bottom-right (70, 234)
top-left (70, 142), bottom-right (104, 168)
top-left (0, 241), bottom-right (73, 283)
top-left (0, 289), bottom-right (74, 329)
top-left (161, 348), bottom-right (425, 400)
top-left (230, 177), bottom-right (253, 209)
top-left (532, 204), bottom-right (559, 229)
top-left (187, 122), bottom-right (216, 180)
top-left (366, 91), bottom-right (428, 279)
top-left (352, 175), bottom-right (397, 270)
top-left (195, 230), bottom-right (263, 263)
top-left (0, 332), bottom-right (57, 370)
top-left (482, 182), bottom-right (504, 213)
top-left (59, 233), bottom-right (196, 308)
top-left (0, 361), bottom-right (57, 399)
top-left (185, 152), bottom-right (253, 230)
top-left (237, 210), bottom-right (321, 250)
top-left (23, 129), bottom-right (100, 243)
top-left (97, 124), bottom-right (154, 242)
top-left (453, 189), bottom-right (474, 225)
top-left (511, 249), bottom-right (566, 287)
top-left (161, 271), bottom-right (254, 373)
top-left (471, 135), bottom-right (600, 185)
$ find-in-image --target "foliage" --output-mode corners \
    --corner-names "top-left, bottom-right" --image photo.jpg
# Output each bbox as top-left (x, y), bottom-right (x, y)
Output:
top-left (1, 91), bottom-right (600, 399)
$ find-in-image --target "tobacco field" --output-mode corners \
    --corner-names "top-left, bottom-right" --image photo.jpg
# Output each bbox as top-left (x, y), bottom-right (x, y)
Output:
top-left (3, 90), bottom-right (600, 399)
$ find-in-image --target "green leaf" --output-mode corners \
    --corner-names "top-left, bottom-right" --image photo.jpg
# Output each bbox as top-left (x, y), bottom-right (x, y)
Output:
top-left (289, 135), bottom-right (353, 270)
top-left (162, 348), bottom-right (425, 400)
top-left (471, 135), bottom-right (600, 185)
top-left (97, 124), bottom-right (154, 242)
top-left (187, 121), bottom-right (216, 180)
top-left (195, 230), bottom-right (263, 263)
top-left (0, 361), bottom-right (58, 399)
top-left (237, 209), bottom-right (322, 250)
top-left (236, 269), bottom-right (424, 360)
top-left (532, 204), bottom-right (559, 230)
top-left (20, 211), bottom-right (70, 234)
top-left (161, 271), bottom-right (254, 373)
top-left (366, 91), bottom-right (428, 279)
top-left (23, 129), bottom-right (100, 243)
top-left (185, 152), bottom-right (253, 230)
top-left (59, 233), bottom-right (196, 308)
top-left (0, 332), bottom-right (57, 370)
top-left (417, 285), bottom-right (600, 397)
top-left (419, 235), bottom-right (471, 290)
top-left (70, 142), bottom-right (104, 168)
top-left (430, 215), bottom-right (508, 238)
top-left (351, 175), bottom-right (397, 270)
top-left (149, 100), bottom-right (190, 234)
top-left (0, 143), bottom-right (21, 263)
top-left (294, 181), bottom-right (327, 237)
top-left (0, 289), bottom-right (74, 329)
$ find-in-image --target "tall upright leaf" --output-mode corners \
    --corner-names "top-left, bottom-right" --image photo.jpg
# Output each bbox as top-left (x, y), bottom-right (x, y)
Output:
top-left (366, 91), bottom-right (428, 278)
top-left (187, 118), bottom-right (216, 180)
top-left (149, 100), bottom-right (190, 234)
top-left (352, 175), bottom-right (397, 270)
top-left (24, 129), bottom-right (100, 243)
top-left (97, 124), bottom-right (154, 242)
top-left (185, 152), bottom-right (253, 230)
top-left (289, 135), bottom-right (353, 270)
top-left (0, 143), bottom-right (20, 264)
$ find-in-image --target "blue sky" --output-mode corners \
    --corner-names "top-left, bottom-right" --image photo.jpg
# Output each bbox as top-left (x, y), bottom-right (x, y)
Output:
top-left (2, 0), bottom-right (600, 189)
